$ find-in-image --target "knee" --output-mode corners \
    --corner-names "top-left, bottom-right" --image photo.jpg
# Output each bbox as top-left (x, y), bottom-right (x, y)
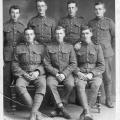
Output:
top-left (46, 76), bottom-right (57, 88)
top-left (15, 78), bottom-right (26, 94)
top-left (36, 77), bottom-right (46, 89)
top-left (65, 82), bottom-right (74, 89)
top-left (91, 79), bottom-right (102, 89)
top-left (76, 82), bottom-right (86, 90)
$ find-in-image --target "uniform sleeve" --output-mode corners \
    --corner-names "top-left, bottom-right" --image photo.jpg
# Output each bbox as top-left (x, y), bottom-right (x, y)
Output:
top-left (35, 46), bottom-right (45, 75)
top-left (51, 20), bottom-right (56, 39)
top-left (90, 45), bottom-right (105, 77)
top-left (62, 46), bottom-right (77, 78)
top-left (12, 48), bottom-right (26, 77)
top-left (35, 65), bottom-right (45, 75)
top-left (43, 47), bottom-right (59, 76)
top-left (27, 19), bottom-right (32, 28)
top-left (109, 19), bottom-right (115, 51)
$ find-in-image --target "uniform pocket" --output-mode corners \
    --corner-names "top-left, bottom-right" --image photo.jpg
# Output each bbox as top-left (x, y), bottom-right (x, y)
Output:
top-left (3, 46), bottom-right (13, 61)
top-left (48, 49), bottom-right (58, 62)
top-left (99, 23), bottom-right (109, 31)
top-left (18, 51), bottom-right (29, 63)
top-left (73, 22), bottom-right (81, 34)
top-left (100, 42), bottom-right (111, 49)
top-left (32, 51), bottom-right (41, 63)
top-left (44, 23), bottom-right (52, 35)
top-left (61, 49), bottom-right (70, 62)
top-left (89, 50), bottom-right (97, 63)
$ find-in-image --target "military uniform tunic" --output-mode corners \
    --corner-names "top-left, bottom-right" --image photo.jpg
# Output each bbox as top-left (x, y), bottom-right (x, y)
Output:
top-left (44, 42), bottom-right (77, 104)
top-left (88, 17), bottom-right (115, 105)
top-left (12, 42), bottom-right (46, 95)
top-left (28, 15), bottom-right (56, 45)
top-left (88, 17), bottom-right (115, 58)
top-left (4, 20), bottom-right (25, 61)
top-left (75, 42), bottom-right (105, 76)
top-left (58, 16), bottom-right (84, 45)
top-left (74, 42), bottom-right (105, 107)
top-left (3, 19), bottom-right (25, 109)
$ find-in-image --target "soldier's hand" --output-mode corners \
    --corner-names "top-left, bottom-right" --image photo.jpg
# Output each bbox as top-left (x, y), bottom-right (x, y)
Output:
top-left (77, 72), bottom-right (87, 81)
top-left (86, 73), bottom-right (93, 80)
top-left (29, 71), bottom-right (39, 80)
top-left (23, 73), bottom-right (35, 81)
top-left (74, 42), bottom-right (81, 50)
top-left (59, 74), bottom-right (65, 81)
top-left (56, 73), bottom-right (63, 82)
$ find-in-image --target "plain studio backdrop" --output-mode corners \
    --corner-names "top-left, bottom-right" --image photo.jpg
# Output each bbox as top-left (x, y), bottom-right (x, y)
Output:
top-left (3, 0), bottom-right (115, 101)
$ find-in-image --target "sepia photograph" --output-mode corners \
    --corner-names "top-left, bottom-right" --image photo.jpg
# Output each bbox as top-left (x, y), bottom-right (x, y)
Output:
top-left (2, 0), bottom-right (118, 120)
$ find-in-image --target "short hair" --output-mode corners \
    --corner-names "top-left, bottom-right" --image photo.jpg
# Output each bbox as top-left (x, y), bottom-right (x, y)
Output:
top-left (94, 1), bottom-right (106, 8)
top-left (36, 0), bottom-right (47, 5)
top-left (67, 0), bottom-right (78, 7)
top-left (55, 26), bottom-right (65, 33)
top-left (24, 27), bottom-right (35, 34)
top-left (9, 5), bottom-right (20, 14)
top-left (81, 25), bottom-right (92, 33)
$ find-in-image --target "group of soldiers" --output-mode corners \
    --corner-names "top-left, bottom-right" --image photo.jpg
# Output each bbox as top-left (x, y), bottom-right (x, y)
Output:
top-left (3, 0), bottom-right (115, 120)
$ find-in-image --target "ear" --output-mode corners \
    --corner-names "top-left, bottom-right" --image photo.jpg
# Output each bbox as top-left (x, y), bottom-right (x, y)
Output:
top-left (90, 32), bottom-right (93, 37)
top-left (45, 5), bottom-right (48, 10)
top-left (76, 6), bottom-right (78, 11)
top-left (104, 8), bottom-right (106, 13)
top-left (18, 13), bottom-right (20, 17)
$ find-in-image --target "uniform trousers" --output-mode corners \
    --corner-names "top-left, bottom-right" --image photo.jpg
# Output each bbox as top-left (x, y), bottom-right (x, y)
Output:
top-left (103, 57), bottom-right (113, 103)
top-left (74, 76), bottom-right (102, 108)
top-left (47, 74), bottom-right (74, 105)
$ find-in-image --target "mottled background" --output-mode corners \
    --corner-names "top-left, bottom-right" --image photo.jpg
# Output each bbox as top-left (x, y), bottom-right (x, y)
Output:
top-left (3, 0), bottom-right (115, 100)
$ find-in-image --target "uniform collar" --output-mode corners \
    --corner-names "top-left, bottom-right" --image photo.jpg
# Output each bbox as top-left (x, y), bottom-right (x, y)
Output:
top-left (82, 41), bottom-right (94, 46)
top-left (55, 41), bottom-right (65, 45)
top-left (67, 15), bottom-right (77, 19)
top-left (25, 41), bottom-right (36, 46)
top-left (9, 19), bottom-right (19, 24)
top-left (37, 14), bottom-right (46, 19)
top-left (95, 16), bottom-right (104, 21)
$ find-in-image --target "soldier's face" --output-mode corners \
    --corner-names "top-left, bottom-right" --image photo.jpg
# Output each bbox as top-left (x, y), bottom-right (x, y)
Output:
top-left (10, 9), bottom-right (20, 22)
top-left (67, 3), bottom-right (78, 17)
top-left (25, 30), bottom-right (35, 43)
top-left (81, 29), bottom-right (92, 44)
top-left (37, 1), bottom-right (47, 16)
top-left (94, 4), bottom-right (106, 18)
top-left (55, 29), bottom-right (65, 43)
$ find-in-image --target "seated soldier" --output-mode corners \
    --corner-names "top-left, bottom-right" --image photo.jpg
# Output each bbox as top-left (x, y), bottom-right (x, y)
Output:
top-left (12, 27), bottom-right (46, 120)
top-left (44, 26), bottom-right (77, 119)
top-left (74, 25), bottom-right (105, 120)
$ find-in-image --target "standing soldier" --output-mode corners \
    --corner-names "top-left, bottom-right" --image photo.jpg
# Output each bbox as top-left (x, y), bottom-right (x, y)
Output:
top-left (27, 0), bottom-right (56, 46)
top-left (74, 25), bottom-right (105, 120)
top-left (58, 0), bottom-right (84, 46)
top-left (12, 27), bottom-right (46, 120)
top-left (44, 26), bottom-right (77, 119)
top-left (3, 5), bottom-right (25, 110)
top-left (88, 1), bottom-right (115, 108)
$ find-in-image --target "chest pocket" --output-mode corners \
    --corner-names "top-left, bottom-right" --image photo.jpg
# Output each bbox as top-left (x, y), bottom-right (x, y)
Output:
top-left (18, 51), bottom-right (29, 63)
top-left (48, 49), bottom-right (58, 62)
top-left (4, 28), bottom-right (13, 40)
top-left (73, 22), bottom-right (81, 34)
top-left (89, 50), bottom-right (97, 63)
top-left (44, 22), bottom-right (52, 35)
top-left (32, 50), bottom-right (41, 63)
top-left (98, 22), bottom-right (109, 31)
top-left (61, 49), bottom-right (70, 62)
top-left (76, 51), bottom-right (86, 63)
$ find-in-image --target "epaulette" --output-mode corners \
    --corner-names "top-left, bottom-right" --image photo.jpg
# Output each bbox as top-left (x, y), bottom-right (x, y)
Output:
top-left (104, 17), bottom-right (113, 22)
top-left (18, 22), bottom-right (25, 27)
